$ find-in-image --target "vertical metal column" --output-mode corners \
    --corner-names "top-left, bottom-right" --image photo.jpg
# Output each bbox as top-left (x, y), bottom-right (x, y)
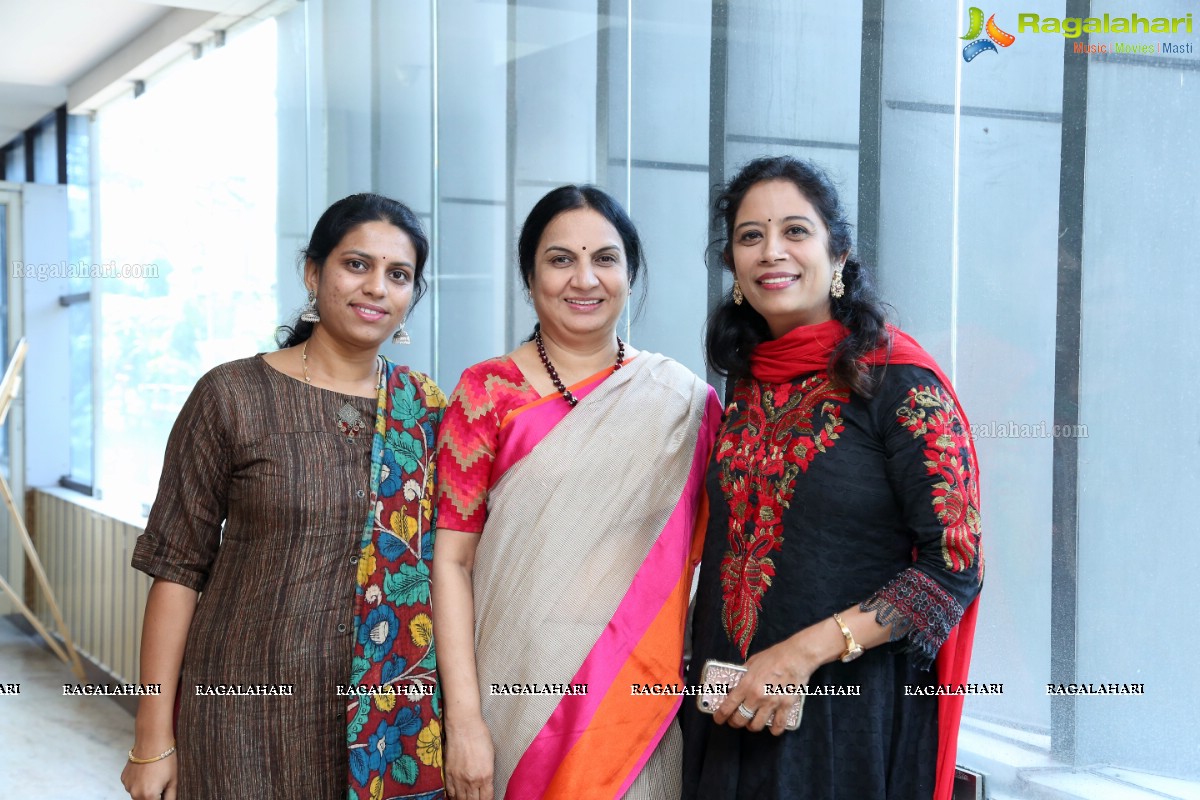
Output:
top-left (856, 2), bottom-right (885, 272)
top-left (1050, 0), bottom-right (1090, 765)
top-left (504, 0), bottom-right (519, 350)
top-left (705, 0), bottom-right (729, 391)
top-left (56, 105), bottom-right (68, 185)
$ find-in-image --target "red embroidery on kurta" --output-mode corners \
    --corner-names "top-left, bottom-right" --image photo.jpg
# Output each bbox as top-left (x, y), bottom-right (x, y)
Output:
top-left (716, 374), bottom-right (849, 658)
top-left (894, 386), bottom-right (982, 574)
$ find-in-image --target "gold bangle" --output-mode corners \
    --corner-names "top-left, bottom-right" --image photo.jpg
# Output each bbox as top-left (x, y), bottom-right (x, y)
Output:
top-left (127, 741), bottom-right (177, 764)
top-left (831, 612), bottom-right (863, 662)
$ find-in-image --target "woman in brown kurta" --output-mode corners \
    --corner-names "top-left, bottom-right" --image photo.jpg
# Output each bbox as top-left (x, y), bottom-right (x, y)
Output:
top-left (121, 194), bottom-right (446, 800)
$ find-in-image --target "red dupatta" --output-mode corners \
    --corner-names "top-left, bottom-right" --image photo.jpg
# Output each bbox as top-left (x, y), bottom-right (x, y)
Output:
top-left (749, 319), bottom-right (980, 800)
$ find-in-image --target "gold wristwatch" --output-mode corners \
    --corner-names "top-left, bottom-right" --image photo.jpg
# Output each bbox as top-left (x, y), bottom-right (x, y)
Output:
top-left (832, 612), bottom-right (863, 663)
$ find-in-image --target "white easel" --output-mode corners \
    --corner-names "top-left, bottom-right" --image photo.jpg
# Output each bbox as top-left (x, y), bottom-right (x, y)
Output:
top-left (0, 338), bottom-right (86, 679)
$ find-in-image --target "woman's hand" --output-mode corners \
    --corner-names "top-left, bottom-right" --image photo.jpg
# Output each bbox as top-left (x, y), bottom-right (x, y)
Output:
top-left (120, 749), bottom-right (177, 800)
top-left (443, 717), bottom-right (495, 800)
top-left (714, 617), bottom-right (844, 736)
top-left (121, 579), bottom-right (196, 799)
top-left (432, 529), bottom-right (492, 798)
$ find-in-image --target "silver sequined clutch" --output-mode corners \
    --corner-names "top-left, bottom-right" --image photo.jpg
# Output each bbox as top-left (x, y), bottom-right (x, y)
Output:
top-left (696, 659), bottom-right (804, 731)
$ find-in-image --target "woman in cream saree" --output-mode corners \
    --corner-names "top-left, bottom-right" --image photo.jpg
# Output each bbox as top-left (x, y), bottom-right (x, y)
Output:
top-left (433, 185), bottom-right (719, 800)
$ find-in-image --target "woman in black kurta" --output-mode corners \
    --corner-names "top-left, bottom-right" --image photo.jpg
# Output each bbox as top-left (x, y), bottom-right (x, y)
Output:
top-left (681, 157), bottom-right (983, 800)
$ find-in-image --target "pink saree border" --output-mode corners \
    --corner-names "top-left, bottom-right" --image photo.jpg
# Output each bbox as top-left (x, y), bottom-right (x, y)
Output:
top-left (492, 360), bottom-right (632, 480)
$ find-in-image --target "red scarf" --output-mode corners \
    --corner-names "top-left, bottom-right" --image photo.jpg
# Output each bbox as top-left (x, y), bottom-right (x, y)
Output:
top-left (750, 319), bottom-right (980, 800)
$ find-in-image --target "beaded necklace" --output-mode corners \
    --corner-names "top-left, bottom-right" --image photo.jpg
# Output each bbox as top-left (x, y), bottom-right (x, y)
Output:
top-left (533, 328), bottom-right (624, 407)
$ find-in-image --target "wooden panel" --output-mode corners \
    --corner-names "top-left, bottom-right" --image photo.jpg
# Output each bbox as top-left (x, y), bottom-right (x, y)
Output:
top-left (100, 513), bottom-right (113, 671)
top-left (122, 524), bottom-right (137, 681)
top-left (28, 490), bottom-right (148, 684)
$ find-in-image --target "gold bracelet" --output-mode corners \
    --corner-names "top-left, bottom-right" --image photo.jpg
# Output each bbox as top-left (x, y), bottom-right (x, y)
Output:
top-left (831, 612), bottom-right (864, 663)
top-left (127, 741), bottom-right (177, 764)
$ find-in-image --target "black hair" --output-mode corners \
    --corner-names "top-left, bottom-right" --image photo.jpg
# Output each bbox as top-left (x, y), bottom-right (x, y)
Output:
top-left (704, 156), bottom-right (889, 397)
top-left (276, 193), bottom-right (430, 348)
top-left (516, 185), bottom-right (644, 338)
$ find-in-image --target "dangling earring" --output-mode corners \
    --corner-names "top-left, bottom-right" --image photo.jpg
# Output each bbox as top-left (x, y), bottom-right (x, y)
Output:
top-left (732, 279), bottom-right (744, 306)
top-left (830, 265), bottom-right (845, 299)
top-left (392, 323), bottom-right (411, 345)
top-left (300, 290), bottom-right (321, 323)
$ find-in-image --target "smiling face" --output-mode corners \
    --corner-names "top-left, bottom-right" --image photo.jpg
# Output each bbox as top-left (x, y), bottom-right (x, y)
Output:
top-left (305, 220), bottom-right (417, 349)
top-left (530, 207), bottom-right (630, 344)
top-left (729, 179), bottom-right (846, 338)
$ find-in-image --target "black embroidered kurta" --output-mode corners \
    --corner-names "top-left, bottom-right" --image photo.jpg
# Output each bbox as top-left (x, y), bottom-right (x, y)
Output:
top-left (681, 365), bottom-right (983, 800)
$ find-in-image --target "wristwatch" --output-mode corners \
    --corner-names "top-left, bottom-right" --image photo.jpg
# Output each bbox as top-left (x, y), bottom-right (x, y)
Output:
top-left (832, 612), bottom-right (863, 663)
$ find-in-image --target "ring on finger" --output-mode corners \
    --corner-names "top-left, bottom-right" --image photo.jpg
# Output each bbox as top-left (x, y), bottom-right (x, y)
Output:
top-left (736, 703), bottom-right (757, 720)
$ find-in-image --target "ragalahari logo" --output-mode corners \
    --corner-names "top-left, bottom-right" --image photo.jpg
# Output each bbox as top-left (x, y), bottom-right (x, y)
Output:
top-left (960, 7), bottom-right (1016, 61)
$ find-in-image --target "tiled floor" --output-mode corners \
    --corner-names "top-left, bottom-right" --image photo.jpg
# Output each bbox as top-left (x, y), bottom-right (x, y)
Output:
top-left (0, 617), bottom-right (134, 799)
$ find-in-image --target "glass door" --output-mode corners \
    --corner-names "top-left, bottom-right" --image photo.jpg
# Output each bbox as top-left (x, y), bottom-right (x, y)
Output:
top-left (0, 185), bottom-right (19, 479)
top-left (0, 184), bottom-right (20, 614)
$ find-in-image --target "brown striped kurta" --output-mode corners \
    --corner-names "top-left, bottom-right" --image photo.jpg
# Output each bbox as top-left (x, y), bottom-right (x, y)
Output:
top-left (132, 354), bottom-right (375, 799)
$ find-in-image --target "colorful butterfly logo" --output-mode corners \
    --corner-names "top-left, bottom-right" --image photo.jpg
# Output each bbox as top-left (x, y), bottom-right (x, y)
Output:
top-left (961, 7), bottom-right (1016, 62)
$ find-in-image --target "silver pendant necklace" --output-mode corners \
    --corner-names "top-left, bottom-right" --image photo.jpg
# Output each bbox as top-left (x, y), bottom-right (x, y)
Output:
top-left (301, 340), bottom-right (380, 440)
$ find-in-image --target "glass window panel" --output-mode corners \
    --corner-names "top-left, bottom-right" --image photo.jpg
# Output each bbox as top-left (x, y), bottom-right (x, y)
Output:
top-left (620, 0), bottom-right (711, 378)
top-left (33, 117), bottom-right (57, 184)
top-left (95, 20), bottom-right (278, 515)
top-left (433, 0), bottom-right (511, 388)
top-left (6, 142), bottom-right (26, 183)
top-left (67, 113), bottom-right (93, 487)
top-left (0, 201), bottom-right (9, 476)
top-left (0, 198), bottom-right (9, 594)
top-left (1075, 21), bottom-right (1199, 777)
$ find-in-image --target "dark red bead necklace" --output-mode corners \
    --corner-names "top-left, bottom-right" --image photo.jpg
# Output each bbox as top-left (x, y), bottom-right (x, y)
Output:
top-left (534, 328), bottom-right (625, 407)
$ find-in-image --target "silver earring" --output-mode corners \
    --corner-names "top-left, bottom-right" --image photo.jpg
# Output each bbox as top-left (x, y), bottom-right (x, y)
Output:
top-left (392, 324), bottom-right (411, 345)
top-left (830, 266), bottom-right (845, 299)
top-left (300, 290), bottom-right (321, 323)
